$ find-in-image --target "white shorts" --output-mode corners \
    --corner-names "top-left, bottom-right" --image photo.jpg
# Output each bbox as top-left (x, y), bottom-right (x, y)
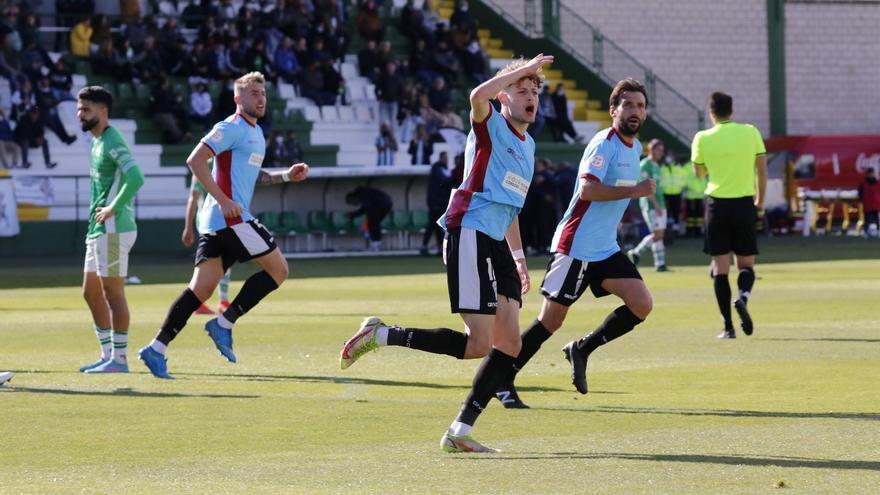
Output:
top-left (641, 208), bottom-right (667, 231)
top-left (84, 231), bottom-right (137, 278)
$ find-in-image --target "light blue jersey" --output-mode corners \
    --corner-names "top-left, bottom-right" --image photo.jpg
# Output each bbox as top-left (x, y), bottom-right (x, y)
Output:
top-left (197, 113), bottom-right (266, 234)
top-left (551, 128), bottom-right (642, 261)
top-left (439, 106), bottom-right (535, 240)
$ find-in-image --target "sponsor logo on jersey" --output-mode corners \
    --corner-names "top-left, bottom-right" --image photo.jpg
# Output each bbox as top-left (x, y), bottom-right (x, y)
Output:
top-left (502, 171), bottom-right (529, 198)
top-left (210, 129), bottom-right (224, 143)
top-left (615, 179), bottom-right (638, 186)
top-left (589, 155), bottom-right (605, 169)
top-left (248, 153), bottom-right (264, 167)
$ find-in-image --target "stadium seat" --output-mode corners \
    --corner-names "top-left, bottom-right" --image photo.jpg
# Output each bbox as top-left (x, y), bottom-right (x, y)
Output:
top-left (330, 211), bottom-right (354, 233)
top-left (308, 210), bottom-right (333, 249)
top-left (353, 105), bottom-right (374, 123)
top-left (116, 83), bottom-right (133, 99)
top-left (321, 106), bottom-right (340, 122)
top-left (410, 209), bottom-right (429, 232)
top-left (302, 106), bottom-right (322, 122)
top-left (135, 84), bottom-right (151, 99)
top-left (257, 211), bottom-right (282, 235)
top-left (337, 106), bottom-right (355, 122)
top-left (280, 211), bottom-right (312, 251)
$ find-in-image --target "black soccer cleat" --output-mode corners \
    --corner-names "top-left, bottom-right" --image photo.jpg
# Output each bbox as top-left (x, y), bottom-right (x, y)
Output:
top-left (562, 341), bottom-right (589, 394)
top-left (734, 299), bottom-right (753, 336)
top-left (495, 380), bottom-right (530, 409)
top-left (717, 328), bottom-right (736, 339)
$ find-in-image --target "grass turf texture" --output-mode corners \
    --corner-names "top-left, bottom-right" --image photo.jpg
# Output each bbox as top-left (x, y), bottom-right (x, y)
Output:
top-left (1, 237), bottom-right (878, 494)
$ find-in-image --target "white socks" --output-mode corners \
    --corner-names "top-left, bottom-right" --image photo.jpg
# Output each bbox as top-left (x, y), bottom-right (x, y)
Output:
top-left (94, 326), bottom-right (112, 360)
top-left (449, 421), bottom-right (472, 436)
top-left (375, 325), bottom-right (389, 346)
top-left (149, 339), bottom-right (167, 355)
top-left (634, 234), bottom-right (653, 255)
top-left (652, 240), bottom-right (666, 267)
top-left (111, 331), bottom-right (128, 364)
top-left (217, 314), bottom-right (234, 329)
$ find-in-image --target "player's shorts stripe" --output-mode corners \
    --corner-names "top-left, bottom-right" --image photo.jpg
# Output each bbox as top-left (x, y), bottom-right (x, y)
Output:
top-left (542, 253), bottom-right (573, 298)
top-left (232, 222), bottom-right (272, 256)
top-left (107, 233), bottom-right (120, 277)
top-left (457, 228), bottom-right (481, 310)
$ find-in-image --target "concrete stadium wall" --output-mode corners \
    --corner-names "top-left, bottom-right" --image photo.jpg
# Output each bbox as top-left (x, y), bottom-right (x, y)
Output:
top-left (785, 1), bottom-right (880, 135)
top-left (560, 0), bottom-right (770, 136)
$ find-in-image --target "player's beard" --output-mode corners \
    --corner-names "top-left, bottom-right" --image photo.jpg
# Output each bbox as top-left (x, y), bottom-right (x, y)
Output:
top-left (242, 104), bottom-right (265, 121)
top-left (616, 115), bottom-right (642, 136)
top-left (80, 117), bottom-right (99, 132)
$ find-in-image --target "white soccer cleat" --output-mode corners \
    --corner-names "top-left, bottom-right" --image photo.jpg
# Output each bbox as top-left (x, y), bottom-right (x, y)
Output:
top-left (440, 432), bottom-right (499, 453)
top-left (339, 317), bottom-right (384, 370)
top-left (0, 371), bottom-right (13, 386)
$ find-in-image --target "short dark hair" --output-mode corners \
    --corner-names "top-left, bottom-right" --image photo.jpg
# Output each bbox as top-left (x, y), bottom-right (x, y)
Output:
top-left (609, 78), bottom-right (648, 109)
top-left (709, 92), bottom-right (733, 118)
top-left (77, 85), bottom-right (114, 114)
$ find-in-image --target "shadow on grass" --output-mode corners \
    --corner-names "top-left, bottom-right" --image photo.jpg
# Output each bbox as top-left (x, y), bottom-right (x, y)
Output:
top-left (172, 372), bottom-right (570, 393)
top-left (463, 452), bottom-right (880, 471)
top-left (760, 337), bottom-right (880, 343)
top-left (532, 405), bottom-right (880, 421)
top-left (2, 386), bottom-right (258, 399)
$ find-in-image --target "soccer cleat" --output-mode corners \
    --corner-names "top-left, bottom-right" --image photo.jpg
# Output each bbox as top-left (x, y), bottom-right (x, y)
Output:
top-left (0, 371), bottom-right (12, 385)
top-left (205, 318), bottom-right (237, 363)
top-left (656, 264), bottom-right (669, 272)
top-left (79, 358), bottom-right (109, 372)
top-left (495, 380), bottom-right (530, 409)
top-left (84, 359), bottom-right (129, 373)
top-left (138, 346), bottom-right (174, 379)
top-left (562, 341), bottom-right (589, 394)
top-left (440, 432), bottom-right (499, 453)
top-left (734, 299), bottom-right (753, 336)
top-left (717, 328), bottom-right (736, 339)
top-left (339, 316), bottom-right (384, 370)
top-left (626, 249), bottom-right (640, 267)
top-left (194, 304), bottom-right (215, 315)
top-left (217, 300), bottom-right (231, 313)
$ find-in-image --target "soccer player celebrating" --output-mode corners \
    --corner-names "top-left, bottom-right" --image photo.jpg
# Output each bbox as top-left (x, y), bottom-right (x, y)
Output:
top-left (340, 54), bottom-right (554, 452)
top-left (77, 86), bottom-right (145, 374)
top-left (139, 72), bottom-right (309, 379)
top-left (627, 138), bottom-right (668, 272)
top-left (494, 79), bottom-right (656, 406)
top-left (692, 92), bottom-right (766, 339)
top-left (183, 172), bottom-right (232, 315)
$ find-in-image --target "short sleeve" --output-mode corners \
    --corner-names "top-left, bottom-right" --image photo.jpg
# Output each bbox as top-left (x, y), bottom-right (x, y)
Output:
top-left (201, 120), bottom-right (242, 156)
top-left (578, 139), bottom-right (612, 183)
top-left (691, 133), bottom-right (703, 164)
top-left (753, 126), bottom-right (766, 155)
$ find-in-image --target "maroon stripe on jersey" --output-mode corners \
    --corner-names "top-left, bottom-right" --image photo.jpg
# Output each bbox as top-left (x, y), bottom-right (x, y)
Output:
top-left (445, 110), bottom-right (493, 228)
top-left (607, 127), bottom-right (633, 148)
top-left (556, 173), bottom-right (600, 254)
top-left (215, 150), bottom-right (242, 227)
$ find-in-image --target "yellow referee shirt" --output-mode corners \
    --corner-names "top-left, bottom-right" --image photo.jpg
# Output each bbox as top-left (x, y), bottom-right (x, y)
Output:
top-left (691, 121), bottom-right (765, 198)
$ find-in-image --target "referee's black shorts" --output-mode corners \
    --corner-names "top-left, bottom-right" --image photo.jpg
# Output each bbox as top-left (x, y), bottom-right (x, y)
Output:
top-left (703, 196), bottom-right (759, 256)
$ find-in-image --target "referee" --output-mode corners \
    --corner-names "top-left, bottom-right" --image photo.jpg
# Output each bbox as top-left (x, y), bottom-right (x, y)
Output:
top-left (692, 92), bottom-right (767, 339)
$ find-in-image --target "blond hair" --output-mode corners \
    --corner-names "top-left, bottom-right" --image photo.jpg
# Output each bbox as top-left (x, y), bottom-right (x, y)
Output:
top-left (495, 57), bottom-right (545, 89)
top-left (234, 72), bottom-right (266, 96)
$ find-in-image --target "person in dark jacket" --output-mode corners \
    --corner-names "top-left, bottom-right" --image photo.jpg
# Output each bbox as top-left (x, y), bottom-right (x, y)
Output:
top-left (346, 186), bottom-right (393, 250)
top-left (421, 151), bottom-right (452, 254)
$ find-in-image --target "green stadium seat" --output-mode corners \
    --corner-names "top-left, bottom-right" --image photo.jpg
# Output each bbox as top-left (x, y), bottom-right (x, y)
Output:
top-left (135, 84), bottom-right (151, 99)
top-left (279, 211), bottom-right (312, 252)
top-left (308, 210), bottom-right (332, 249)
top-left (330, 211), bottom-right (354, 233)
top-left (116, 83), bottom-right (133, 99)
top-left (257, 211), bottom-right (281, 234)
top-left (411, 209), bottom-right (429, 232)
top-left (391, 210), bottom-right (411, 230)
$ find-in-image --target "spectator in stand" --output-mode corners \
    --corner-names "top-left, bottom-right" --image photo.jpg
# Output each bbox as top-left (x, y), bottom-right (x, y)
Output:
top-left (246, 38), bottom-right (276, 81)
top-left (265, 131), bottom-right (289, 167)
top-left (13, 106), bottom-right (54, 169)
top-left (300, 60), bottom-right (334, 105)
top-left (131, 35), bottom-right (165, 81)
top-left (397, 80), bottom-right (423, 144)
top-left (198, 16), bottom-right (223, 47)
top-left (375, 61), bottom-right (403, 137)
top-left (0, 7), bottom-right (21, 52)
top-left (18, 13), bottom-right (42, 50)
top-left (151, 77), bottom-right (188, 144)
top-left (0, 108), bottom-right (21, 168)
top-left (286, 131), bottom-right (303, 162)
top-left (235, 6), bottom-right (258, 40)
top-left (322, 58), bottom-right (344, 104)
top-left (431, 40), bottom-right (461, 82)
top-left (92, 39), bottom-right (132, 80)
top-left (215, 77), bottom-right (236, 119)
top-left (409, 37), bottom-right (436, 86)
top-left (375, 122), bottom-right (398, 166)
top-left (321, 19), bottom-right (350, 62)
top-left (421, 0), bottom-right (441, 38)
top-left (449, 0), bottom-right (477, 38)
top-left (428, 76), bottom-right (450, 113)
top-left (294, 36), bottom-right (312, 70)
top-left (537, 84), bottom-right (558, 140)
top-left (376, 40), bottom-right (395, 69)
top-left (408, 124), bottom-right (433, 165)
top-left (70, 16), bottom-right (92, 58)
top-left (551, 82), bottom-right (582, 143)
top-left (439, 103), bottom-right (464, 131)
top-left (123, 14), bottom-right (149, 52)
top-left (459, 39), bottom-right (487, 84)
top-left (216, 37), bottom-right (245, 79)
top-left (189, 82), bottom-right (213, 130)
top-left (49, 58), bottom-right (74, 96)
top-left (858, 167), bottom-right (880, 237)
top-left (156, 15), bottom-right (183, 58)
top-left (166, 39), bottom-right (191, 77)
top-left (0, 42), bottom-right (23, 85)
top-left (421, 150), bottom-right (452, 254)
top-left (356, 0), bottom-right (383, 43)
top-left (187, 40), bottom-right (213, 81)
top-left (346, 185), bottom-right (393, 251)
top-left (274, 36), bottom-right (301, 85)
top-left (90, 15), bottom-right (112, 49)
top-left (55, 0), bottom-right (95, 34)
top-left (552, 160), bottom-right (576, 211)
top-left (418, 92), bottom-right (443, 134)
top-left (181, 0), bottom-right (204, 29)
top-left (357, 39), bottom-right (380, 82)
top-left (35, 77), bottom-right (77, 145)
top-left (10, 78), bottom-right (36, 120)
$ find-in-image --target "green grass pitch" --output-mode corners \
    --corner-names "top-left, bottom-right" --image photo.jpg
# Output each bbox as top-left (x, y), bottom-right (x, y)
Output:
top-left (1, 237), bottom-right (878, 494)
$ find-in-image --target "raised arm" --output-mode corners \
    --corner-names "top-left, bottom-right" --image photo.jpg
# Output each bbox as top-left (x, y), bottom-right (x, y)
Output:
top-left (470, 53), bottom-right (554, 123)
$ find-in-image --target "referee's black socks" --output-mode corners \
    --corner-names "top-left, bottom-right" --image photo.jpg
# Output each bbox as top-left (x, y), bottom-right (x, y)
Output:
top-left (455, 349), bottom-right (517, 426)
top-left (575, 305), bottom-right (644, 356)
top-left (737, 267), bottom-right (755, 302)
top-left (713, 273), bottom-right (734, 328)
top-left (222, 270), bottom-right (279, 324)
top-left (386, 326), bottom-right (468, 359)
top-left (156, 288), bottom-right (202, 345)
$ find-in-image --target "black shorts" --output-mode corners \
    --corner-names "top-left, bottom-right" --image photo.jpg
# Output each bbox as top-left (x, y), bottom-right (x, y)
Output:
top-left (703, 196), bottom-right (759, 256)
top-left (195, 219), bottom-right (278, 271)
top-left (445, 227), bottom-right (522, 314)
top-left (540, 251), bottom-right (641, 306)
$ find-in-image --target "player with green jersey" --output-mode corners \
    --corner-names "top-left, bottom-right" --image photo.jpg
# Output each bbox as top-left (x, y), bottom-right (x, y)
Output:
top-left (77, 86), bottom-right (145, 373)
top-left (182, 168), bottom-right (232, 315)
top-left (627, 139), bottom-right (668, 271)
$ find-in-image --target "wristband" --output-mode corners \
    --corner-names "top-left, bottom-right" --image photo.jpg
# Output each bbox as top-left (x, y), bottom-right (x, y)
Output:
top-left (511, 249), bottom-right (525, 260)
top-left (282, 172), bottom-right (290, 182)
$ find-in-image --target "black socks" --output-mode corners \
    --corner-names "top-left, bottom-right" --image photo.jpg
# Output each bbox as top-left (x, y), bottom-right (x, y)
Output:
top-left (455, 349), bottom-right (517, 426)
top-left (737, 267), bottom-right (755, 302)
top-left (223, 271), bottom-right (279, 324)
top-left (156, 288), bottom-right (202, 345)
top-left (714, 273), bottom-right (733, 328)
top-left (507, 319), bottom-right (553, 379)
top-left (387, 326), bottom-right (468, 359)
top-left (575, 305), bottom-right (644, 356)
